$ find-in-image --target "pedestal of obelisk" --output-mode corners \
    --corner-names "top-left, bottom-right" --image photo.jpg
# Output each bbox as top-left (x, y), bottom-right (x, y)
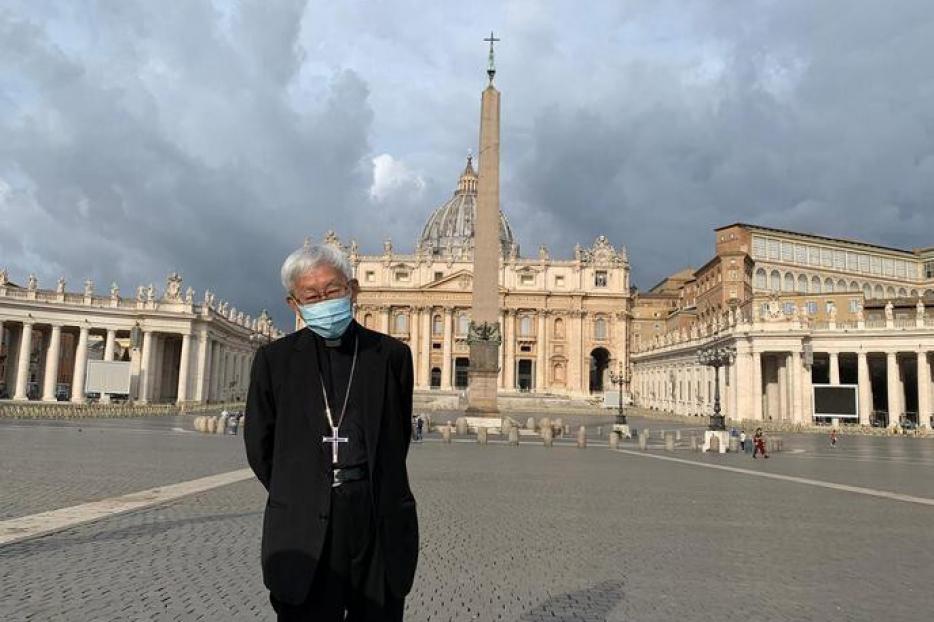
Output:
top-left (466, 37), bottom-right (502, 415)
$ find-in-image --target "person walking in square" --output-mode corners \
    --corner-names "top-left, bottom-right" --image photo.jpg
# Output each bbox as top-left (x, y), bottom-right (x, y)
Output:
top-left (752, 427), bottom-right (768, 459)
top-left (415, 416), bottom-right (424, 442)
top-left (245, 244), bottom-right (418, 621)
top-left (830, 428), bottom-right (837, 448)
top-left (739, 429), bottom-right (747, 452)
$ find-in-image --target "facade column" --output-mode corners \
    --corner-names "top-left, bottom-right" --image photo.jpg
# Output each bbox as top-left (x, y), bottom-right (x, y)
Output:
top-left (70, 325), bottom-right (90, 403)
top-left (570, 312), bottom-right (584, 395)
top-left (498, 310), bottom-right (507, 388)
top-left (752, 350), bottom-right (763, 421)
top-left (536, 312), bottom-right (547, 392)
top-left (13, 321), bottom-right (34, 400)
top-left (380, 306), bottom-right (391, 334)
top-left (177, 333), bottom-right (192, 404)
top-left (829, 351), bottom-right (840, 385)
top-left (857, 351), bottom-right (872, 425)
top-left (777, 356), bottom-right (787, 421)
top-left (151, 334), bottom-right (165, 403)
top-left (196, 334), bottom-right (211, 403)
top-left (790, 351), bottom-right (802, 423)
top-left (103, 329), bottom-right (117, 362)
top-left (441, 308), bottom-right (452, 389)
top-left (504, 310), bottom-right (516, 390)
top-left (419, 308), bottom-right (431, 388)
top-left (42, 324), bottom-right (62, 402)
top-left (917, 350), bottom-right (930, 428)
top-left (409, 307), bottom-right (420, 385)
top-left (209, 340), bottom-right (220, 401)
top-left (138, 330), bottom-right (154, 404)
top-left (800, 353), bottom-right (813, 423)
top-left (886, 351), bottom-right (899, 427)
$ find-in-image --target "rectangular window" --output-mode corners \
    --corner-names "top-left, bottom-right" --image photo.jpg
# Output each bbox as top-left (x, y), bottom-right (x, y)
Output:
top-left (365, 271), bottom-right (376, 282)
top-left (821, 248), bottom-right (832, 267)
top-left (870, 256), bottom-right (881, 274)
top-left (433, 271), bottom-right (444, 281)
top-left (783, 302), bottom-right (795, 315)
top-left (781, 242), bottom-right (793, 262)
top-left (520, 273), bottom-right (534, 285)
top-left (895, 260), bottom-right (906, 279)
top-left (394, 270), bottom-right (410, 282)
top-left (846, 252), bottom-right (858, 271)
top-left (555, 275), bottom-right (565, 287)
top-left (752, 236), bottom-right (766, 258)
top-left (825, 301), bottom-right (835, 314)
top-left (767, 239), bottom-right (780, 260)
top-left (859, 254), bottom-right (870, 273)
top-left (795, 244), bottom-right (807, 264)
top-left (925, 261), bottom-right (934, 279)
top-left (809, 246), bottom-right (821, 266)
top-left (806, 301), bottom-right (817, 315)
top-left (833, 250), bottom-right (845, 270)
top-left (883, 258), bottom-right (895, 277)
top-left (849, 298), bottom-right (860, 313)
top-left (594, 270), bottom-right (608, 287)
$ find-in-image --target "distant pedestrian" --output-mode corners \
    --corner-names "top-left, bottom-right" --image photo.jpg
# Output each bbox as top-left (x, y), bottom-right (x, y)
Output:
top-left (753, 427), bottom-right (768, 459)
top-left (830, 429), bottom-right (837, 448)
top-left (415, 417), bottom-right (424, 442)
top-left (739, 430), bottom-right (747, 452)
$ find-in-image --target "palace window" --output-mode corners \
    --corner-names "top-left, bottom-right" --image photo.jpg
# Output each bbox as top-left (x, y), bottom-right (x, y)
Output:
top-left (433, 271), bottom-right (444, 281)
top-left (806, 301), bottom-right (817, 315)
top-left (925, 261), bottom-right (934, 279)
top-left (432, 314), bottom-right (442, 336)
top-left (394, 313), bottom-right (409, 334)
top-left (594, 270), bottom-right (608, 287)
top-left (755, 269), bottom-right (767, 290)
top-left (594, 318), bottom-right (607, 341)
top-left (394, 270), bottom-right (410, 282)
top-left (849, 299), bottom-right (860, 313)
top-left (520, 273), bottom-right (534, 285)
top-left (519, 316), bottom-right (533, 337)
top-left (783, 302), bottom-right (795, 315)
top-left (555, 275), bottom-right (565, 288)
top-left (365, 271), bottom-right (376, 282)
top-left (825, 301), bottom-right (835, 314)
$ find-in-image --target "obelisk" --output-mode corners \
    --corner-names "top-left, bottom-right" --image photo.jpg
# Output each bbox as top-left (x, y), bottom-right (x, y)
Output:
top-left (466, 32), bottom-right (502, 414)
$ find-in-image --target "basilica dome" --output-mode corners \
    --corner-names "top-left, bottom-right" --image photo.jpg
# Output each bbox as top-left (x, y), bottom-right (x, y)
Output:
top-left (417, 156), bottom-right (517, 258)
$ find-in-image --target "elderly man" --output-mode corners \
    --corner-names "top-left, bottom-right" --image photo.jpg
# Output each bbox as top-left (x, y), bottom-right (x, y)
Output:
top-left (245, 244), bottom-right (418, 621)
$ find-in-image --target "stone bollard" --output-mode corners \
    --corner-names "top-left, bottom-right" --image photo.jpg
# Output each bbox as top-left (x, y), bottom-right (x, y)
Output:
top-left (193, 416), bottom-right (204, 432)
top-left (709, 434), bottom-right (720, 453)
top-left (664, 432), bottom-right (675, 452)
top-left (563, 424), bottom-right (570, 437)
top-left (441, 426), bottom-right (452, 444)
top-left (597, 426), bottom-right (603, 438)
top-left (206, 416), bottom-right (217, 434)
top-left (728, 436), bottom-right (739, 453)
top-left (216, 413), bottom-right (228, 435)
top-left (675, 430), bottom-right (682, 441)
top-left (508, 427), bottom-right (519, 446)
top-left (553, 418), bottom-right (564, 434)
top-left (690, 434), bottom-right (699, 451)
top-left (501, 418), bottom-right (511, 435)
top-left (542, 425), bottom-right (554, 447)
top-left (526, 417), bottom-right (537, 431)
top-left (423, 414), bottom-right (432, 433)
top-left (477, 427), bottom-right (488, 445)
top-left (638, 431), bottom-right (648, 450)
top-left (577, 426), bottom-right (587, 448)
top-left (768, 437), bottom-right (783, 453)
top-left (609, 431), bottom-right (619, 450)
top-left (455, 417), bottom-right (468, 436)
top-left (539, 418), bottom-right (551, 436)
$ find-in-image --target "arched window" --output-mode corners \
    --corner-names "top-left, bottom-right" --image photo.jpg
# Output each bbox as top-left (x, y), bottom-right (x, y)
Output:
top-left (394, 313), bottom-right (408, 334)
top-left (837, 279), bottom-right (847, 292)
top-left (755, 269), bottom-right (767, 290)
top-left (554, 317), bottom-right (565, 339)
top-left (432, 314), bottom-right (443, 335)
top-left (824, 278), bottom-right (834, 293)
top-left (797, 274), bottom-right (808, 293)
top-left (874, 284), bottom-right (884, 299)
top-left (363, 313), bottom-right (374, 328)
top-left (519, 316), bottom-right (532, 337)
top-left (553, 362), bottom-right (566, 384)
top-left (910, 289), bottom-right (918, 297)
top-left (783, 273), bottom-right (794, 292)
top-left (863, 283), bottom-right (872, 298)
top-left (898, 288), bottom-right (907, 297)
top-left (594, 318), bottom-right (607, 340)
top-left (886, 286), bottom-right (895, 298)
top-left (457, 313), bottom-right (470, 336)
top-left (811, 275), bottom-right (822, 293)
top-left (850, 281), bottom-right (859, 292)
top-left (770, 270), bottom-right (781, 292)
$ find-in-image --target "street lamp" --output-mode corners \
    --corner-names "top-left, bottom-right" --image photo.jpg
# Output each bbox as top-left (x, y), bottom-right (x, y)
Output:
top-left (696, 344), bottom-right (736, 431)
top-left (608, 360), bottom-right (627, 425)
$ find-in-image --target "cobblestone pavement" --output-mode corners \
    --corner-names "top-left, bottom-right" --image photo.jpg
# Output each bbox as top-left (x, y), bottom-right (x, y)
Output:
top-left (2, 416), bottom-right (933, 621)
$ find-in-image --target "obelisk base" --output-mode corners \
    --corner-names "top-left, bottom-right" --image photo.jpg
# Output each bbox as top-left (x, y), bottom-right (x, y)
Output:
top-left (466, 340), bottom-right (500, 415)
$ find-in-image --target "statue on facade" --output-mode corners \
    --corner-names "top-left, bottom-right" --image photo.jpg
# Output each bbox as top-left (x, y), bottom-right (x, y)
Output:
top-left (349, 239), bottom-right (359, 261)
top-left (146, 283), bottom-right (155, 303)
top-left (136, 285), bottom-right (145, 302)
top-left (229, 306), bottom-right (238, 321)
top-left (27, 274), bottom-right (38, 291)
top-left (323, 230), bottom-right (340, 248)
top-left (574, 243), bottom-right (582, 262)
top-left (383, 238), bottom-right (393, 255)
top-left (856, 301), bottom-right (865, 322)
top-left (884, 300), bottom-right (894, 321)
top-left (0, 268), bottom-right (7, 286)
top-left (56, 277), bottom-right (66, 294)
top-left (203, 289), bottom-right (214, 308)
top-left (766, 295), bottom-right (783, 320)
top-left (828, 302), bottom-right (837, 323)
top-left (164, 272), bottom-right (183, 301)
top-left (538, 244), bottom-right (549, 261)
top-left (110, 282), bottom-right (119, 300)
top-left (185, 286), bottom-right (194, 304)
top-left (84, 279), bottom-right (94, 297)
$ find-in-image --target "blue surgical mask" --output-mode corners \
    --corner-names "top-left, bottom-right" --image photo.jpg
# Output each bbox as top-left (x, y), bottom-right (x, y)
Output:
top-left (298, 296), bottom-right (353, 339)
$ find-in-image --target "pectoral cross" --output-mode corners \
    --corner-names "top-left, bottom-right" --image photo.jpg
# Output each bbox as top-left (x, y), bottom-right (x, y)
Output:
top-left (323, 425), bottom-right (349, 465)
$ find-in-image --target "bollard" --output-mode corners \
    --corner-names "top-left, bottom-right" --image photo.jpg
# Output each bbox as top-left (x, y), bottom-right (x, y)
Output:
top-left (664, 432), bottom-right (675, 452)
top-left (709, 434), bottom-right (720, 453)
top-left (597, 426), bottom-right (603, 438)
top-left (675, 430), bottom-right (682, 441)
top-left (554, 418), bottom-right (564, 434)
top-left (526, 417), bottom-right (536, 431)
top-left (508, 427), bottom-right (519, 446)
top-left (542, 425), bottom-right (554, 448)
top-left (206, 416), bottom-right (217, 434)
top-left (441, 426), bottom-right (452, 443)
top-left (422, 414), bottom-right (432, 433)
top-left (728, 437), bottom-right (739, 453)
top-left (216, 413), bottom-right (228, 435)
top-left (455, 417), bottom-right (468, 436)
top-left (577, 426), bottom-right (587, 448)
top-left (501, 418), bottom-right (511, 435)
top-left (539, 418), bottom-right (551, 436)
top-left (477, 427), bottom-right (488, 445)
top-left (193, 416), bottom-right (204, 432)
top-left (638, 431), bottom-right (648, 450)
top-left (690, 434), bottom-right (699, 451)
top-left (563, 424), bottom-right (570, 437)
top-left (609, 431), bottom-right (619, 450)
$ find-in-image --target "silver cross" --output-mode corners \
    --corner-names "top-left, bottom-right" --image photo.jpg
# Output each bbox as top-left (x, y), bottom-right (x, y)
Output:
top-left (322, 425), bottom-right (349, 465)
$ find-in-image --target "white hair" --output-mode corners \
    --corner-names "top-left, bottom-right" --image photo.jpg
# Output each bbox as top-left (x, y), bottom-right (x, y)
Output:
top-left (280, 244), bottom-right (353, 293)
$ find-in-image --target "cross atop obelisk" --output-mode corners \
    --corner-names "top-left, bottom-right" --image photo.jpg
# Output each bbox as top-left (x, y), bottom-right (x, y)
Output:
top-left (466, 33), bottom-right (503, 415)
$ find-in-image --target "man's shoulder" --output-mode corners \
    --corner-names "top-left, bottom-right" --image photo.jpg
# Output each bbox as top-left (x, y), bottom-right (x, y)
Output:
top-left (357, 324), bottom-right (409, 356)
top-left (257, 330), bottom-right (302, 360)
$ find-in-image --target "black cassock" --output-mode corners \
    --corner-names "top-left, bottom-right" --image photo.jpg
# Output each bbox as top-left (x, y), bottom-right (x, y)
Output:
top-left (244, 321), bottom-right (418, 620)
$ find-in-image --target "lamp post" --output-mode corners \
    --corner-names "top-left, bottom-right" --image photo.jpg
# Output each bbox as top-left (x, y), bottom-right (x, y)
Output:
top-left (608, 360), bottom-right (627, 425)
top-left (696, 344), bottom-right (736, 431)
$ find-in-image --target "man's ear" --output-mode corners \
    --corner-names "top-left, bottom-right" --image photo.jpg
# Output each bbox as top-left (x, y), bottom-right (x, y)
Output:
top-left (286, 295), bottom-right (300, 315)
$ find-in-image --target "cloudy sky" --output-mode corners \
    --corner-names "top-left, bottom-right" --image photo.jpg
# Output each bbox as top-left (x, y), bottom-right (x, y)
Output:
top-left (2, 0), bottom-right (934, 328)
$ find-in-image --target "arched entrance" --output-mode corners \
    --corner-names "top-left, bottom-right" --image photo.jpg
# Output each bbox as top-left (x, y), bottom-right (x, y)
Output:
top-left (516, 359), bottom-right (533, 392)
top-left (454, 357), bottom-right (470, 389)
top-left (430, 367), bottom-right (441, 389)
top-left (589, 347), bottom-right (611, 393)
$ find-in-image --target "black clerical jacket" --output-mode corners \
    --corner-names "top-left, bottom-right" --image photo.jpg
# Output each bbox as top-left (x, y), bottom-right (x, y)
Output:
top-left (244, 322), bottom-right (418, 604)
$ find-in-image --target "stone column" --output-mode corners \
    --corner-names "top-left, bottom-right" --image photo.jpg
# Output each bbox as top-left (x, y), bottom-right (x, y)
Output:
top-left (919, 351), bottom-right (931, 428)
top-left (151, 334), bottom-right (164, 403)
top-left (498, 310), bottom-right (507, 389)
top-left (504, 310), bottom-right (516, 390)
top-left (886, 351), bottom-right (899, 427)
top-left (177, 333), bottom-right (192, 404)
top-left (800, 354), bottom-right (813, 423)
top-left (196, 334), bottom-right (211, 403)
top-left (777, 355), bottom-right (788, 421)
top-left (138, 330), bottom-right (154, 403)
top-left (70, 325), bottom-right (90, 403)
top-left (441, 308), bottom-right (452, 389)
top-left (13, 321), bottom-right (34, 400)
top-left (380, 306), bottom-right (391, 335)
top-left (790, 351), bottom-right (802, 423)
top-left (829, 351), bottom-right (840, 385)
top-left (103, 329), bottom-right (117, 362)
top-left (409, 307), bottom-right (420, 386)
top-left (536, 312), bottom-right (547, 392)
top-left (570, 312), bottom-right (584, 396)
top-left (752, 351), bottom-right (763, 421)
top-left (419, 308), bottom-right (431, 388)
top-left (41, 324), bottom-right (62, 402)
top-left (857, 351), bottom-right (872, 425)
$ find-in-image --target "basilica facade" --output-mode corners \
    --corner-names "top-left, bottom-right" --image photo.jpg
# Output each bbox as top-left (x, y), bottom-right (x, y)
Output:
top-left (311, 157), bottom-right (631, 398)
